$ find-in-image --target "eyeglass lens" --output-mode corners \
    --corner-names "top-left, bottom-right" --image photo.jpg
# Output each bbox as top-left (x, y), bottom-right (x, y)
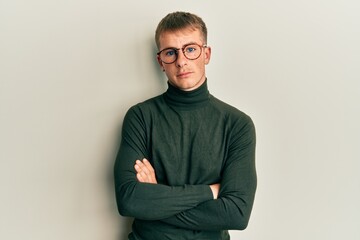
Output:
top-left (159, 44), bottom-right (202, 64)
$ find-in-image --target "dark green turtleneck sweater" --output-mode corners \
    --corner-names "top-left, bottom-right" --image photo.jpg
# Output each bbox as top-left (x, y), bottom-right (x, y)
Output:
top-left (114, 80), bottom-right (256, 240)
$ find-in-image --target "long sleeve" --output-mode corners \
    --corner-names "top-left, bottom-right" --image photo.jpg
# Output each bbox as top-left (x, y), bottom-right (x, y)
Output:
top-left (161, 117), bottom-right (257, 230)
top-left (114, 106), bottom-right (213, 221)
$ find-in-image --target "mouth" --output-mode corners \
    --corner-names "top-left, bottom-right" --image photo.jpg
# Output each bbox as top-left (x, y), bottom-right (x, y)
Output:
top-left (177, 72), bottom-right (192, 78)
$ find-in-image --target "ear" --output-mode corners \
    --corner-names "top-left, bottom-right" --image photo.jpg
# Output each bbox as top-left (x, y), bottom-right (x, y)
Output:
top-left (157, 55), bottom-right (164, 70)
top-left (204, 46), bottom-right (211, 65)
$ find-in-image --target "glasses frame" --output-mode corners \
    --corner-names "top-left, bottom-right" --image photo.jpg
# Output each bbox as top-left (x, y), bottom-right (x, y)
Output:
top-left (157, 43), bottom-right (207, 64)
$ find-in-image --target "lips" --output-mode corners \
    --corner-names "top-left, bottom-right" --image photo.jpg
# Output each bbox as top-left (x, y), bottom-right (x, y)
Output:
top-left (177, 72), bottom-right (192, 78)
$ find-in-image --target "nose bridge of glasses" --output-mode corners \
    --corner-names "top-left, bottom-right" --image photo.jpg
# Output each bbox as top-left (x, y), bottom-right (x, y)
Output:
top-left (171, 47), bottom-right (186, 63)
top-left (178, 47), bottom-right (188, 58)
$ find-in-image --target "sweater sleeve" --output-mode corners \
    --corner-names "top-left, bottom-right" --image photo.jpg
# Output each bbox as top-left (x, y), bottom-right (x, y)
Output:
top-left (161, 116), bottom-right (257, 230)
top-left (114, 106), bottom-right (213, 221)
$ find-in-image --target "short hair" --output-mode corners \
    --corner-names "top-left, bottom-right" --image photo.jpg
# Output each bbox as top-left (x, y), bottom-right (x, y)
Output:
top-left (155, 11), bottom-right (208, 49)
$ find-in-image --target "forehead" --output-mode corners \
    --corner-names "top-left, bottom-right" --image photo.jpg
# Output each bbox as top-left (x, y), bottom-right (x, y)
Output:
top-left (158, 28), bottom-right (203, 49)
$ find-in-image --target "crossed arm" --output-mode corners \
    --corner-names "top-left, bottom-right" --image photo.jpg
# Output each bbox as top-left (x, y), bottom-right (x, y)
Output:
top-left (115, 107), bottom-right (257, 231)
top-left (132, 152), bottom-right (256, 231)
top-left (116, 143), bottom-right (256, 231)
top-left (134, 158), bottom-right (220, 199)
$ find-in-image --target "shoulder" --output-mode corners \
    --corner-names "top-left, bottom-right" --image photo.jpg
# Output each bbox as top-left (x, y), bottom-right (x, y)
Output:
top-left (123, 94), bottom-right (164, 123)
top-left (209, 95), bottom-right (256, 140)
top-left (210, 96), bottom-right (256, 146)
top-left (126, 94), bottom-right (163, 114)
top-left (210, 95), bottom-right (253, 124)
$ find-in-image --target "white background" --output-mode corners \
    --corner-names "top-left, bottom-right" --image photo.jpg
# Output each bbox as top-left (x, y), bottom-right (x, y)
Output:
top-left (1, 1), bottom-right (359, 239)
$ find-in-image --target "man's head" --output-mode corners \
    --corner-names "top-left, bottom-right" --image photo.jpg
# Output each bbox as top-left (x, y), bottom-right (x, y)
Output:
top-left (155, 12), bottom-right (211, 91)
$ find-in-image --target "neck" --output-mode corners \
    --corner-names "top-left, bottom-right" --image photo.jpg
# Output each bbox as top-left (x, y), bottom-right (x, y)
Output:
top-left (163, 79), bottom-right (210, 110)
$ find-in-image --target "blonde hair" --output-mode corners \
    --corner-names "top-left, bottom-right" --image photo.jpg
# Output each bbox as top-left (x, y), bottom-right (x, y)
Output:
top-left (155, 11), bottom-right (207, 49)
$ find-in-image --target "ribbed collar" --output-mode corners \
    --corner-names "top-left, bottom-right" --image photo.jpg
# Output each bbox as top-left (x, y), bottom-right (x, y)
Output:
top-left (163, 79), bottom-right (210, 110)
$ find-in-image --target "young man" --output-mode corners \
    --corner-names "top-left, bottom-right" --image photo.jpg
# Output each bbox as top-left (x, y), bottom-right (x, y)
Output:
top-left (114, 11), bottom-right (257, 240)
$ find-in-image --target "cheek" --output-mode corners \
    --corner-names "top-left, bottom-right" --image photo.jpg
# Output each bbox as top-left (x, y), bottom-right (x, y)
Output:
top-left (164, 65), bottom-right (175, 75)
top-left (195, 59), bottom-right (206, 71)
top-left (163, 68), bottom-right (173, 80)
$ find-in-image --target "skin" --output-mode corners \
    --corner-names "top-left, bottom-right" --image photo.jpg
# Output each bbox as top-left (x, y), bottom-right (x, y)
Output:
top-left (134, 27), bottom-right (219, 199)
top-left (157, 28), bottom-right (212, 91)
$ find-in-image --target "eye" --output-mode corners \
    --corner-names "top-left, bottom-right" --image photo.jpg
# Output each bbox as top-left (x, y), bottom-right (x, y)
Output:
top-left (164, 49), bottom-right (176, 56)
top-left (185, 45), bottom-right (197, 53)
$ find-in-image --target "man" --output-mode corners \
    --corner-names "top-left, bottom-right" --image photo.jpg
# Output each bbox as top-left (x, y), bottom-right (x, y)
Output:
top-left (114, 11), bottom-right (257, 240)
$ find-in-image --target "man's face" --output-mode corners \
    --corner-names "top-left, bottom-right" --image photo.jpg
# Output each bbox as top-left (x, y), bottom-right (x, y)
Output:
top-left (157, 28), bottom-right (211, 91)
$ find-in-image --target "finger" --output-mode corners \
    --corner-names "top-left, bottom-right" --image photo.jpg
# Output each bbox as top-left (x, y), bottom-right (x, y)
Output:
top-left (136, 173), bottom-right (145, 182)
top-left (142, 159), bottom-right (157, 183)
top-left (134, 163), bottom-right (141, 173)
top-left (135, 160), bottom-right (148, 175)
top-left (136, 163), bottom-right (152, 182)
top-left (142, 159), bottom-right (155, 173)
top-left (139, 170), bottom-right (149, 181)
top-left (141, 159), bottom-right (157, 182)
top-left (136, 168), bottom-right (150, 183)
top-left (135, 160), bottom-right (149, 182)
top-left (134, 159), bottom-right (157, 184)
top-left (137, 160), bottom-right (151, 175)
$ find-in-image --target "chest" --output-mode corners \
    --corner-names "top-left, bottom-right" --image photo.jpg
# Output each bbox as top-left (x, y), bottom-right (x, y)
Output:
top-left (148, 108), bottom-right (229, 185)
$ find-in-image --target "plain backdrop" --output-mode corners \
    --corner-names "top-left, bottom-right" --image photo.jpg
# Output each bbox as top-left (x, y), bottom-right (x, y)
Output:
top-left (1, 1), bottom-right (359, 239)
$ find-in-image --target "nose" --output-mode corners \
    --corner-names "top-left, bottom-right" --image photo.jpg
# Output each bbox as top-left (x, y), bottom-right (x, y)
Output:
top-left (175, 50), bottom-right (188, 67)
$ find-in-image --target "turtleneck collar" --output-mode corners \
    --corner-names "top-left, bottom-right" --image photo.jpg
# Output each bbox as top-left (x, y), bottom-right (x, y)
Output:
top-left (163, 79), bottom-right (210, 110)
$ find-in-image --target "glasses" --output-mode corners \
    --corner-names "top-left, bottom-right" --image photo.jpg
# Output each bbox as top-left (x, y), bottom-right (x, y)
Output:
top-left (157, 43), bottom-right (207, 64)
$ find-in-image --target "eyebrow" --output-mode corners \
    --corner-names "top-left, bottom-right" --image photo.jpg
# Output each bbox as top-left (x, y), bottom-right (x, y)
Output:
top-left (161, 41), bottom-right (200, 50)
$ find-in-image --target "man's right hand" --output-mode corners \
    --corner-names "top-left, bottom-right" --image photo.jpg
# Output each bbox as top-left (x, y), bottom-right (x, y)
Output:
top-left (134, 158), bottom-right (157, 184)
